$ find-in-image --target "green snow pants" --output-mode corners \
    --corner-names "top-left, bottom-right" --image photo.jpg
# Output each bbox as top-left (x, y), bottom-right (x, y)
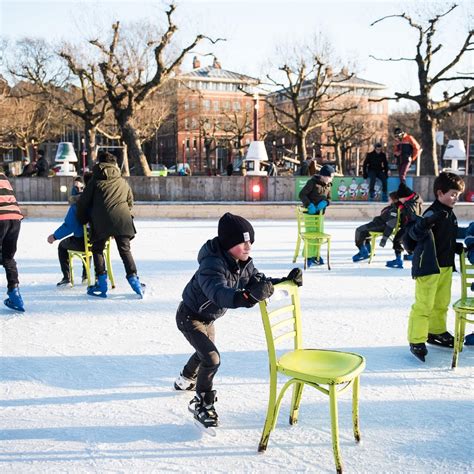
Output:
top-left (407, 266), bottom-right (452, 344)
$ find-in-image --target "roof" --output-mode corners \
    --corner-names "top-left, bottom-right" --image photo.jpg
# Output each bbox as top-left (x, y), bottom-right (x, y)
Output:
top-left (179, 66), bottom-right (259, 84)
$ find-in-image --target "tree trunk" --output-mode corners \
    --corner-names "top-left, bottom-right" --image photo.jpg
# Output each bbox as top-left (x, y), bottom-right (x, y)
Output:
top-left (121, 143), bottom-right (130, 177)
top-left (334, 143), bottom-right (342, 172)
top-left (118, 119), bottom-right (151, 176)
top-left (419, 110), bottom-right (438, 176)
top-left (296, 133), bottom-right (307, 163)
top-left (84, 124), bottom-right (97, 171)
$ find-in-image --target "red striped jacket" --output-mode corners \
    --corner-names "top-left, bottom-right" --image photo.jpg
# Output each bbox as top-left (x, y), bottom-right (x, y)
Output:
top-left (0, 174), bottom-right (23, 221)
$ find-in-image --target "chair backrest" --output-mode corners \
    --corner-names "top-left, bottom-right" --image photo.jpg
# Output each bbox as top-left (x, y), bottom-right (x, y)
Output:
top-left (83, 225), bottom-right (92, 252)
top-left (460, 251), bottom-right (474, 300)
top-left (259, 281), bottom-right (303, 369)
top-left (296, 206), bottom-right (324, 234)
top-left (392, 208), bottom-right (401, 236)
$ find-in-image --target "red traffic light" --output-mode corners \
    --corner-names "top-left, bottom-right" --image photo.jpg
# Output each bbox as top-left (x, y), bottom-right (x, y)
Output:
top-left (252, 184), bottom-right (261, 194)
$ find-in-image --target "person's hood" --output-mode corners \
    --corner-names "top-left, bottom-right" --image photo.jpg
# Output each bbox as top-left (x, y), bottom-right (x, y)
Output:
top-left (92, 162), bottom-right (121, 181)
top-left (197, 236), bottom-right (240, 273)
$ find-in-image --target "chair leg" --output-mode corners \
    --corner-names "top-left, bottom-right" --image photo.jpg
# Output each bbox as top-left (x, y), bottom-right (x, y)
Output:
top-left (368, 236), bottom-right (376, 264)
top-left (258, 376), bottom-right (278, 452)
top-left (303, 241), bottom-right (308, 271)
top-left (293, 236), bottom-right (301, 263)
top-left (329, 384), bottom-right (343, 474)
top-left (105, 243), bottom-right (116, 289)
top-left (352, 376), bottom-right (361, 442)
top-left (452, 311), bottom-right (461, 369)
top-left (327, 239), bottom-right (331, 271)
top-left (68, 254), bottom-right (75, 286)
top-left (289, 382), bottom-right (304, 425)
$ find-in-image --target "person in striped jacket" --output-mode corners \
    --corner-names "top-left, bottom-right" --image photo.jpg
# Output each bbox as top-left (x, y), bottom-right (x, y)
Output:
top-left (0, 172), bottom-right (25, 312)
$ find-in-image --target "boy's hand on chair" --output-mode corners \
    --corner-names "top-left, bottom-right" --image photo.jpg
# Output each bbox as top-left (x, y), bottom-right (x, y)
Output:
top-left (245, 277), bottom-right (274, 303)
top-left (307, 203), bottom-right (317, 214)
top-left (455, 242), bottom-right (464, 255)
top-left (379, 236), bottom-right (388, 248)
top-left (285, 268), bottom-right (303, 286)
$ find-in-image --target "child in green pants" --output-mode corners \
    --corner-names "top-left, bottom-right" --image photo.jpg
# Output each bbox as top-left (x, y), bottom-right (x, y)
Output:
top-left (404, 172), bottom-right (465, 361)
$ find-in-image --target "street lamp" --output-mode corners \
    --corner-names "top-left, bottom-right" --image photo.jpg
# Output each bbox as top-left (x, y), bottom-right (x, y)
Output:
top-left (81, 137), bottom-right (87, 175)
top-left (252, 93), bottom-right (259, 141)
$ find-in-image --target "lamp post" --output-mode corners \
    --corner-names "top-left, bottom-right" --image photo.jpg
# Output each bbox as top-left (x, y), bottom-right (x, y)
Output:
top-left (272, 140), bottom-right (276, 162)
top-left (81, 137), bottom-right (87, 175)
top-left (252, 93), bottom-right (259, 141)
top-left (182, 139), bottom-right (186, 165)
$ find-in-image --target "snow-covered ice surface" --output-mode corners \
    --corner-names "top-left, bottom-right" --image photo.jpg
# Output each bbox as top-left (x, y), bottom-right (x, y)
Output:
top-left (1, 218), bottom-right (473, 473)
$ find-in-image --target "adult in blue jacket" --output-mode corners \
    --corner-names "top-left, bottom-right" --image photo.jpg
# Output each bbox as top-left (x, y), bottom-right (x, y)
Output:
top-left (47, 177), bottom-right (87, 286)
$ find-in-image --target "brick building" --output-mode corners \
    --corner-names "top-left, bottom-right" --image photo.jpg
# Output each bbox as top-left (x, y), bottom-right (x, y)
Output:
top-left (155, 57), bottom-right (261, 174)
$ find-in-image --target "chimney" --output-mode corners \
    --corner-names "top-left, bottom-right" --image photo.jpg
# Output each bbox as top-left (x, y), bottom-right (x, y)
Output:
top-left (213, 57), bottom-right (221, 69)
top-left (192, 56), bottom-right (201, 69)
top-left (341, 66), bottom-right (349, 76)
top-left (324, 66), bottom-right (333, 78)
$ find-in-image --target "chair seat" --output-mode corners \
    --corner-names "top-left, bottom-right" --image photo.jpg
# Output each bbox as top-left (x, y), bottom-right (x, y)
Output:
top-left (278, 349), bottom-right (366, 385)
top-left (301, 231), bottom-right (331, 239)
top-left (453, 297), bottom-right (474, 312)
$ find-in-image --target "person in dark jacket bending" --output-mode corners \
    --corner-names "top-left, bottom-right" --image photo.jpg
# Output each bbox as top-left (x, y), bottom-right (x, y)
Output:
top-left (174, 212), bottom-right (302, 429)
top-left (403, 172), bottom-right (465, 361)
top-left (76, 151), bottom-right (145, 298)
top-left (362, 143), bottom-right (388, 201)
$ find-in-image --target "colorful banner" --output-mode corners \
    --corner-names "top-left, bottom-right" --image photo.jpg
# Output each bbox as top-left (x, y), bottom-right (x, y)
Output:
top-left (295, 176), bottom-right (413, 202)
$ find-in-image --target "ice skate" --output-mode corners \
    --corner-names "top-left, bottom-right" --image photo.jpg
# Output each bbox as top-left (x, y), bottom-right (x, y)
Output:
top-left (56, 277), bottom-right (71, 288)
top-left (386, 254), bottom-right (403, 268)
top-left (87, 273), bottom-right (108, 298)
top-left (352, 246), bottom-right (369, 262)
top-left (189, 391), bottom-right (218, 433)
top-left (4, 287), bottom-right (25, 312)
top-left (427, 332), bottom-right (454, 348)
top-left (410, 343), bottom-right (427, 362)
top-left (464, 333), bottom-right (474, 346)
top-left (174, 372), bottom-right (196, 391)
top-left (127, 274), bottom-right (145, 299)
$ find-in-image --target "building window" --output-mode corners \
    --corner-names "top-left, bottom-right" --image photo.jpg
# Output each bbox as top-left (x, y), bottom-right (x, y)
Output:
top-left (191, 100), bottom-right (197, 110)
top-left (184, 118), bottom-right (189, 130)
top-left (191, 118), bottom-right (197, 129)
top-left (213, 100), bottom-right (219, 111)
top-left (203, 99), bottom-right (211, 111)
top-left (233, 101), bottom-right (241, 111)
top-left (184, 101), bottom-right (189, 110)
top-left (224, 101), bottom-right (231, 111)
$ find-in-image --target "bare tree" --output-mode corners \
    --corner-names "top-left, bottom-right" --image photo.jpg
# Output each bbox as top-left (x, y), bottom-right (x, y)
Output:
top-left (217, 110), bottom-right (253, 160)
top-left (262, 39), bottom-right (358, 163)
top-left (370, 4), bottom-right (474, 175)
top-left (90, 4), bottom-right (223, 175)
top-left (7, 38), bottom-right (110, 167)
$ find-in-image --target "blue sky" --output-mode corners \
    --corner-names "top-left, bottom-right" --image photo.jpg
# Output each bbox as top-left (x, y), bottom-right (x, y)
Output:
top-left (1, 0), bottom-right (472, 110)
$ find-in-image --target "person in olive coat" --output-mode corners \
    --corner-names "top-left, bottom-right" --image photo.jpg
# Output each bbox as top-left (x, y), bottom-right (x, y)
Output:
top-left (76, 151), bottom-right (145, 298)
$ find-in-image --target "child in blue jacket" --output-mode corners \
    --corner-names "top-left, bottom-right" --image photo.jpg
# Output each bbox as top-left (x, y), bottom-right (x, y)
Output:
top-left (47, 177), bottom-right (87, 286)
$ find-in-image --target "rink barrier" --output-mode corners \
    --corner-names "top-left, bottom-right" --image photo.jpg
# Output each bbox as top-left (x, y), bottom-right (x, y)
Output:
top-left (19, 201), bottom-right (473, 220)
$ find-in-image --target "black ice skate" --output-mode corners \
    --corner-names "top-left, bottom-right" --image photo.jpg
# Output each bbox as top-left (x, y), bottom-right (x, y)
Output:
top-left (189, 391), bottom-right (218, 431)
top-left (427, 332), bottom-right (454, 348)
top-left (410, 343), bottom-right (428, 362)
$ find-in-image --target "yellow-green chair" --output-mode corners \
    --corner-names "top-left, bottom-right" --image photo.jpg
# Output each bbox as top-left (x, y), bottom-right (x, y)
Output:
top-left (258, 281), bottom-right (366, 473)
top-left (68, 225), bottom-right (116, 289)
top-left (293, 206), bottom-right (331, 270)
top-left (368, 208), bottom-right (401, 264)
top-left (451, 251), bottom-right (474, 369)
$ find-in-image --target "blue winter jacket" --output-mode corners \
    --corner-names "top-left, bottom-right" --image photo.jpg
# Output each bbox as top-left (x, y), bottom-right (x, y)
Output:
top-left (53, 204), bottom-right (84, 240)
top-left (181, 236), bottom-right (259, 322)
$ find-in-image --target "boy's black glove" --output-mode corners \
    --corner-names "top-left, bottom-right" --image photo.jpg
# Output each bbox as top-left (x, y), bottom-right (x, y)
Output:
top-left (233, 274), bottom-right (274, 308)
top-left (379, 236), bottom-right (388, 248)
top-left (421, 210), bottom-right (449, 229)
top-left (284, 267), bottom-right (303, 287)
top-left (233, 290), bottom-right (257, 308)
top-left (455, 242), bottom-right (465, 255)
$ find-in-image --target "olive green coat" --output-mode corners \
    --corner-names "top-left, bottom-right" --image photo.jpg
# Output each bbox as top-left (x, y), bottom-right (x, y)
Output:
top-left (76, 163), bottom-right (135, 242)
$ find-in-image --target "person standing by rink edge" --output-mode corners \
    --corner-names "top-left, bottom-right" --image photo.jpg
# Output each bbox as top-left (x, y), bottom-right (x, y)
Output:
top-left (0, 172), bottom-right (25, 312)
top-left (76, 151), bottom-right (145, 299)
top-left (174, 212), bottom-right (303, 430)
top-left (393, 127), bottom-right (421, 183)
top-left (363, 143), bottom-right (388, 201)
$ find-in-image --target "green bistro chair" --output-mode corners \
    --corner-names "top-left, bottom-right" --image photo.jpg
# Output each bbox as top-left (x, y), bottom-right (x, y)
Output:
top-left (68, 225), bottom-right (116, 289)
top-left (368, 207), bottom-right (401, 264)
top-left (451, 251), bottom-right (474, 369)
top-left (293, 206), bottom-right (331, 270)
top-left (258, 281), bottom-right (366, 473)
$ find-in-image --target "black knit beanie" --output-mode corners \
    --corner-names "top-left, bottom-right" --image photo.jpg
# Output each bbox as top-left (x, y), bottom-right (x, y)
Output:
top-left (218, 213), bottom-right (255, 251)
top-left (397, 183), bottom-right (413, 198)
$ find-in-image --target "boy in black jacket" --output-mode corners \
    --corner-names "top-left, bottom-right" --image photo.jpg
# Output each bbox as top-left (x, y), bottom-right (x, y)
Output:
top-left (352, 191), bottom-right (399, 262)
top-left (174, 213), bottom-right (302, 429)
top-left (404, 172), bottom-right (465, 361)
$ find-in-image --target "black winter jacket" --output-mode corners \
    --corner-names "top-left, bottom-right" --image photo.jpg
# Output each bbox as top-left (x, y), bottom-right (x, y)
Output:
top-left (369, 203), bottom-right (399, 239)
top-left (76, 162), bottom-right (135, 242)
top-left (299, 175), bottom-right (332, 208)
top-left (182, 237), bottom-right (259, 322)
top-left (363, 151), bottom-right (388, 176)
top-left (405, 200), bottom-right (458, 278)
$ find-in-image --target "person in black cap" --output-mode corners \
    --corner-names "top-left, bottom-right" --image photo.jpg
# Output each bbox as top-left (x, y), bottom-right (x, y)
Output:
top-left (173, 212), bottom-right (303, 430)
top-left (362, 143), bottom-right (388, 201)
top-left (298, 163), bottom-right (335, 266)
top-left (386, 182), bottom-right (423, 268)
